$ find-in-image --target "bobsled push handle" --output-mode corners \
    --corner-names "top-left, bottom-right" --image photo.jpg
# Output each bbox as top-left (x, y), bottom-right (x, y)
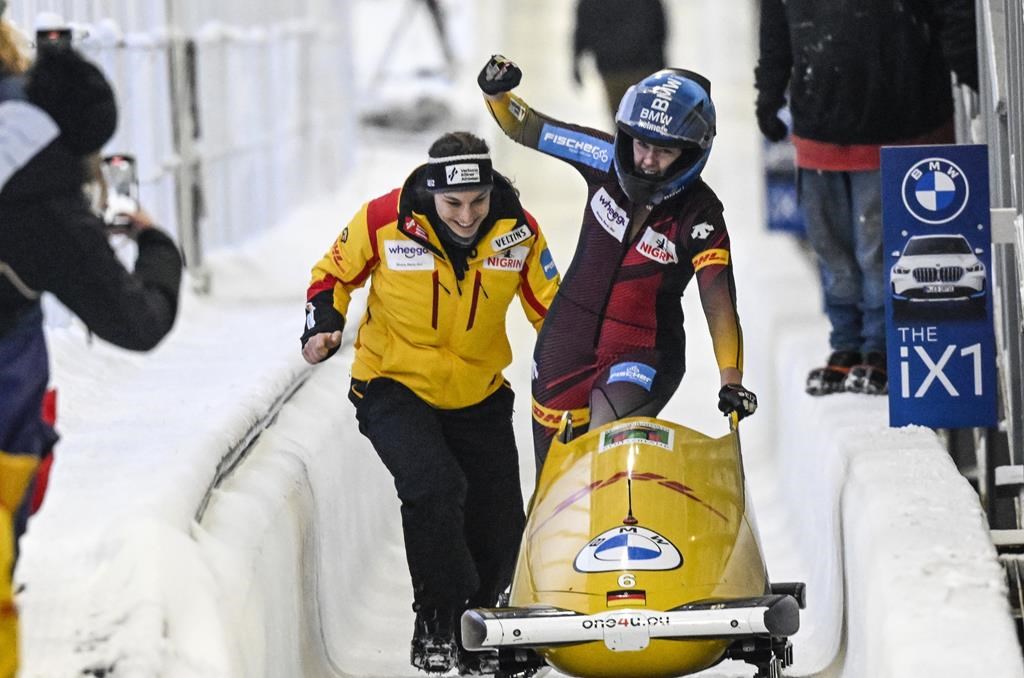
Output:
top-left (728, 411), bottom-right (740, 432)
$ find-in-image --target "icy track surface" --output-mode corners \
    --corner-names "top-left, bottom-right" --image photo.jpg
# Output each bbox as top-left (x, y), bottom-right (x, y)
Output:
top-left (15, 0), bottom-right (1023, 677)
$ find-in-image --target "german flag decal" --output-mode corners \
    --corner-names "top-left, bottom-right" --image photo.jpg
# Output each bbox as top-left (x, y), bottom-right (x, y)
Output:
top-left (607, 589), bottom-right (647, 608)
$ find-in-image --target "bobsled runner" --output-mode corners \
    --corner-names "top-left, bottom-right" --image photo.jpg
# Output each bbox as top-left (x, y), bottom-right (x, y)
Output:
top-left (461, 414), bottom-right (805, 678)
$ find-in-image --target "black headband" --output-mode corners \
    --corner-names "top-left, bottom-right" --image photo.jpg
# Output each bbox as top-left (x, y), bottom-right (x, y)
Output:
top-left (425, 153), bottom-right (494, 193)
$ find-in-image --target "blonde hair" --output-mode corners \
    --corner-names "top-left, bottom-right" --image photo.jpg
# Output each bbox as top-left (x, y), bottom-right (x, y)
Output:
top-left (0, 19), bottom-right (31, 75)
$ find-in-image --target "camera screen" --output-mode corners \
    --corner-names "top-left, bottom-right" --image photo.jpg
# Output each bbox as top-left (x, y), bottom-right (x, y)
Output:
top-left (102, 155), bottom-right (138, 200)
top-left (36, 28), bottom-right (73, 50)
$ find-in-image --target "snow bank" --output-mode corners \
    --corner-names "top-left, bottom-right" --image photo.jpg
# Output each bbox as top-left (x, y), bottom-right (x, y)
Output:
top-left (741, 231), bottom-right (1023, 678)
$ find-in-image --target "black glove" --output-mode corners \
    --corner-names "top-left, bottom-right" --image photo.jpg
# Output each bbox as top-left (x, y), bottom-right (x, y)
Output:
top-left (718, 384), bottom-right (758, 421)
top-left (301, 289), bottom-right (345, 357)
top-left (478, 55), bottom-right (522, 95)
top-left (755, 105), bottom-right (788, 143)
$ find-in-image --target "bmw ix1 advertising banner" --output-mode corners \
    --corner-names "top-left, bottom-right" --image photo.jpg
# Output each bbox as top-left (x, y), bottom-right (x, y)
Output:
top-left (881, 144), bottom-right (996, 428)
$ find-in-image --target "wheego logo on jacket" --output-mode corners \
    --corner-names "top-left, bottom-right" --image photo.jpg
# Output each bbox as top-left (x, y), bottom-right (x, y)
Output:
top-left (591, 188), bottom-right (628, 242)
top-left (383, 240), bottom-right (434, 271)
top-left (490, 224), bottom-right (531, 252)
top-left (635, 228), bottom-right (678, 264)
top-left (539, 123), bottom-right (613, 171)
top-left (484, 245), bottom-right (528, 272)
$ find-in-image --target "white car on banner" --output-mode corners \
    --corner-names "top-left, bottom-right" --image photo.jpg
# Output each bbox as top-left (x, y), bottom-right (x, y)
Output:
top-left (889, 234), bottom-right (986, 315)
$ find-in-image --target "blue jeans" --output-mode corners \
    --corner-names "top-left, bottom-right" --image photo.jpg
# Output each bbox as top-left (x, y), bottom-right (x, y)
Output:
top-left (798, 169), bottom-right (885, 354)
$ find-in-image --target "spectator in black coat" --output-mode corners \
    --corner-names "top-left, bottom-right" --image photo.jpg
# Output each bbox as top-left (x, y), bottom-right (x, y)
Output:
top-left (0, 34), bottom-right (183, 668)
top-left (754, 0), bottom-right (978, 396)
top-left (573, 0), bottom-right (667, 120)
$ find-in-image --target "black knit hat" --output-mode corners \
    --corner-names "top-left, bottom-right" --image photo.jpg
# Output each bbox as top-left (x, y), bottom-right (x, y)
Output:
top-left (25, 47), bottom-right (117, 156)
top-left (424, 153), bottom-right (494, 193)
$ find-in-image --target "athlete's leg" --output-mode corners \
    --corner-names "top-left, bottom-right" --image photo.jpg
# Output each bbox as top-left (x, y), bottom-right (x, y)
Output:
top-left (588, 352), bottom-right (684, 429)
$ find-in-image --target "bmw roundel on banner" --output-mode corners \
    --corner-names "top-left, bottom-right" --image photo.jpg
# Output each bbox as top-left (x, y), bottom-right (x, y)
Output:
top-left (574, 526), bottom-right (682, 572)
top-left (900, 157), bottom-right (970, 224)
top-left (881, 144), bottom-right (996, 428)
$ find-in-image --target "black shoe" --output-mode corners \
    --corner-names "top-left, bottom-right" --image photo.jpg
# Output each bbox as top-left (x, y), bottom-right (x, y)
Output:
top-left (844, 351), bottom-right (888, 395)
top-left (458, 647), bottom-right (544, 678)
top-left (806, 350), bottom-right (861, 396)
top-left (411, 607), bottom-right (458, 674)
top-left (458, 649), bottom-right (497, 676)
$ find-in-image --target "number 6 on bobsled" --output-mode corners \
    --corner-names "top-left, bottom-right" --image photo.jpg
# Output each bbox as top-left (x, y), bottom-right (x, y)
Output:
top-left (461, 413), bottom-right (805, 678)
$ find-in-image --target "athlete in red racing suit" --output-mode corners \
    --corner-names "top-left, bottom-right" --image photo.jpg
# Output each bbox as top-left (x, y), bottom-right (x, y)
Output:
top-left (479, 56), bottom-right (758, 466)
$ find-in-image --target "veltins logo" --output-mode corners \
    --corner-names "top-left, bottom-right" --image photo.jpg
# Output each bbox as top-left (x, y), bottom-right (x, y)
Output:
top-left (901, 157), bottom-right (970, 225)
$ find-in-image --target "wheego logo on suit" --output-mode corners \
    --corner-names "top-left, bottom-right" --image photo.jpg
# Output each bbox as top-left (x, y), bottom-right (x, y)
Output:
top-left (383, 240), bottom-right (434, 271)
top-left (591, 188), bottom-right (628, 242)
top-left (539, 123), bottom-right (613, 171)
top-left (635, 228), bottom-right (678, 264)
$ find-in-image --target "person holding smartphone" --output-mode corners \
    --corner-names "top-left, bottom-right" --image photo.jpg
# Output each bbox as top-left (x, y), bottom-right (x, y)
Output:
top-left (0, 16), bottom-right (182, 673)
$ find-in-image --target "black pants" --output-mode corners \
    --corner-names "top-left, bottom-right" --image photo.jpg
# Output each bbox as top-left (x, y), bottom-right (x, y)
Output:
top-left (350, 378), bottom-right (525, 612)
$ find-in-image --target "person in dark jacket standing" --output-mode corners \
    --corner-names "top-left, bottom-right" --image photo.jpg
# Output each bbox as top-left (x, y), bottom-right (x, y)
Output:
top-left (0, 28), bottom-right (182, 674)
top-left (754, 0), bottom-right (978, 396)
top-left (573, 0), bottom-right (667, 120)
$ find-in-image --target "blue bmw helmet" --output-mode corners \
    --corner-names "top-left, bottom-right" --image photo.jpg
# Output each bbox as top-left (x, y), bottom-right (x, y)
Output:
top-left (613, 68), bottom-right (716, 205)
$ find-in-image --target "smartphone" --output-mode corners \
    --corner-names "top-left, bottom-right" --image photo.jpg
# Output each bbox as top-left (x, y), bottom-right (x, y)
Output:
top-left (101, 155), bottom-right (139, 230)
top-left (35, 28), bottom-right (73, 52)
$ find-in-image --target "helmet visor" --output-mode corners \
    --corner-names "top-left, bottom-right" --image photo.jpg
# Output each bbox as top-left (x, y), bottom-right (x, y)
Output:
top-left (615, 83), bottom-right (713, 150)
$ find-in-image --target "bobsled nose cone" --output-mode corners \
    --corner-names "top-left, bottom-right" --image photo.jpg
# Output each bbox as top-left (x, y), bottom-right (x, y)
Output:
top-left (764, 595), bottom-right (801, 637)
top-left (461, 610), bottom-right (488, 651)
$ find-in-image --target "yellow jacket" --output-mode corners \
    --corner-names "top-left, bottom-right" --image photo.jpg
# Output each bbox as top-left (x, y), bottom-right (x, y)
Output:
top-left (307, 170), bottom-right (560, 409)
top-left (1, 451), bottom-right (38, 678)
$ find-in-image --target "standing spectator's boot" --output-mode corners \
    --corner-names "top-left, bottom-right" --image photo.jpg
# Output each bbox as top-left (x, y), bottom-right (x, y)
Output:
top-left (806, 350), bottom-right (862, 396)
top-left (844, 351), bottom-right (888, 395)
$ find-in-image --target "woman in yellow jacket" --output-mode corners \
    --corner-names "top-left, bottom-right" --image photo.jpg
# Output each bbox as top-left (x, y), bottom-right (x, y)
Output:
top-left (301, 132), bottom-right (559, 675)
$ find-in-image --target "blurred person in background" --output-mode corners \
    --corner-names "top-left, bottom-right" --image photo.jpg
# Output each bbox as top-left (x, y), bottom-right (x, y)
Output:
top-left (754, 0), bottom-right (978, 396)
top-left (479, 55), bottom-right (758, 471)
top-left (300, 132), bottom-right (559, 675)
top-left (572, 0), bottom-right (667, 121)
top-left (0, 11), bottom-right (183, 674)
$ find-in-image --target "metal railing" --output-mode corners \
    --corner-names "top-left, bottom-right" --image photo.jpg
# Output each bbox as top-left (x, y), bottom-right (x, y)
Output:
top-left (958, 0), bottom-right (1024, 636)
top-left (4, 1), bottom-right (357, 291)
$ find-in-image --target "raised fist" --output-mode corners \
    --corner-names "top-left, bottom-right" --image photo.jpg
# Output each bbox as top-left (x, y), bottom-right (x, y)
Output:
top-left (478, 55), bottom-right (522, 95)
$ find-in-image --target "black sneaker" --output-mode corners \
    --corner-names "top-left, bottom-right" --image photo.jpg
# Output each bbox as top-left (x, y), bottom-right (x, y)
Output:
top-left (411, 607), bottom-right (458, 674)
top-left (844, 351), bottom-right (888, 395)
top-left (806, 350), bottom-right (861, 396)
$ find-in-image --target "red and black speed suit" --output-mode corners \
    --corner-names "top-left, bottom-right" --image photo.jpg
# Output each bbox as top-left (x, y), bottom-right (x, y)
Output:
top-left (485, 92), bottom-right (744, 465)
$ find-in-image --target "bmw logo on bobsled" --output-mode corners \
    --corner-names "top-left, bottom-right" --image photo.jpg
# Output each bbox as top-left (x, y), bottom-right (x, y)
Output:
top-left (461, 414), bottom-right (805, 678)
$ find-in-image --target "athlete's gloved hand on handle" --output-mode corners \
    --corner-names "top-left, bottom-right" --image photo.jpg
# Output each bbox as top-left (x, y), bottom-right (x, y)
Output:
top-left (478, 55), bottom-right (522, 95)
top-left (718, 384), bottom-right (758, 421)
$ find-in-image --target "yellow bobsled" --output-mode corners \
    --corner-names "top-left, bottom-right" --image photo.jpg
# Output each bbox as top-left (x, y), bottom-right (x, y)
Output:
top-left (462, 415), bottom-right (804, 678)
